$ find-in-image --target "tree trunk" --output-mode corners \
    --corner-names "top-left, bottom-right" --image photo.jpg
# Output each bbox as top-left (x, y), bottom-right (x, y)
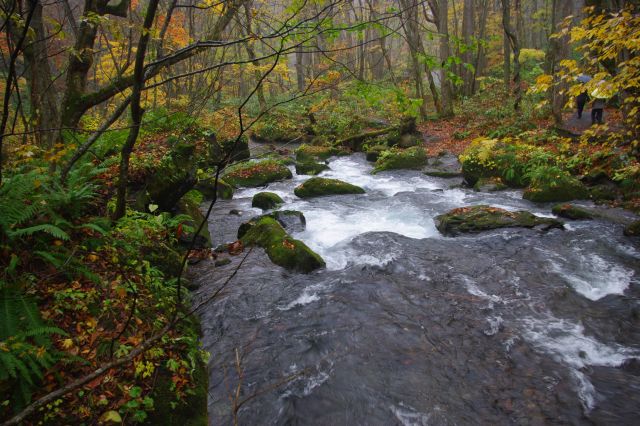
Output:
top-left (461, 0), bottom-right (475, 96)
top-left (546, 0), bottom-right (572, 124)
top-left (113, 0), bottom-right (161, 220)
top-left (243, 2), bottom-right (267, 110)
top-left (502, 0), bottom-right (522, 110)
top-left (502, 0), bottom-right (511, 92)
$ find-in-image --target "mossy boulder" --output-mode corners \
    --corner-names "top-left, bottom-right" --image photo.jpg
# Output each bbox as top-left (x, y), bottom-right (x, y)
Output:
top-left (195, 176), bottom-right (234, 200)
top-left (523, 177), bottom-right (589, 203)
top-left (373, 146), bottom-right (427, 173)
top-left (295, 161), bottom-right (329, 175)
top-left (295, 144), bottom-right (347, 162)
top-left (589, 184), bottom-right (617, 202)
top-left (435, 205), bottom-right (564, 236)
top-left (474, 177), bottom-right (508, 192)
top-left (146, 141), bottom-right (197, 211)
top-left (239, 217), bottom-right (324, 273)
top-left (365, 144), bottom-right (388, 162)
top-left (294, 177), bottom-right (365, 198)
top-left (238, 210), bottom-right (306, 238)
top-left (459, 139), bottom-right (528, 187)
top-left (552, 204), bottom-right (594, 220)
top-left (252, 192), bottom-right (284, 210)
top-left (176, 190), bottom-right (212, 249)
top-left (222, 160), bottom-right (292, 188)
top-left (423, 154), bottom-right (463, 178)
top-left (207, 133), bottom-right (250, 165)
top-left (624, 220), bottom-right (640, 237)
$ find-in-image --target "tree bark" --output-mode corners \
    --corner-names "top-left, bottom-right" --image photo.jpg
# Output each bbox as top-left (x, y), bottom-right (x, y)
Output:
top-left (502, 0), bottom-right (522, 110)
top-left (113, 0), bottom-right (161, 220)
top-left (546, 0), bottom-right (572, 124)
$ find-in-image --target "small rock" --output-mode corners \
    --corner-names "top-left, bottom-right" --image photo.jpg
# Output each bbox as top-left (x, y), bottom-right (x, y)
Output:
top-left (229, 209), bottom-right (242, 216)
top-left (294, 177), bottom-right (365, 198)
top-left (252, 192), bottom-right (284, 210)
top-left (551, 203), bottom-right (594, 220)
top-left (624, 220), bottom-right (640, 237)
top-left (215, 258), bottom-right (232, 267)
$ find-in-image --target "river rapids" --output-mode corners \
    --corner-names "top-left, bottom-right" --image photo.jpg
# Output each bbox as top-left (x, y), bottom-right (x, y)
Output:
top-left (192, 153), bottom-right (640, 425)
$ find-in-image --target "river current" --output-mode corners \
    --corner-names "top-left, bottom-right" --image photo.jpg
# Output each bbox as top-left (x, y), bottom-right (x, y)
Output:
top-left (192, 153), bottom-right (640, 425)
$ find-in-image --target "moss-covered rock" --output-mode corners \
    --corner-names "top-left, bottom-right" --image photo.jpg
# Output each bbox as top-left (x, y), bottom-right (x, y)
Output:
top-left (222, 160), bottom-right (292, 188)
top-left (295, 144), bottom-right (348, 162)
top-left (239, 217), bottom-right (325, 273)
top-left (523, 177), bottom-right (589, 203)
top-left (295, 161), bottom-right (329, 175)
top-left (237, 210), bottom-right (306, 238)
top-left (146, 141), bottom-right (197, 211)
top-left (435, 205), bottom-right (564, 236)
top-left (176, 190), bottom-right (212, 248)
top-left (252, 192), bottom-right (284, 210)
top-left (195, 176), bottom-right (233, 200)
top-left (373, 146), bottom-right (427, 173)
top-left (589, 184), bottom-right (617, 202)
top-left (459, 139), bottom-right (528, 187)
top-left (474, 177), bottom-right (508, 192)
top-left (551, 204), bottom-right (594, 220)
top-left (364, 144), bottom-right (388, 162)
top-left (207, 133), bottom-right (250, 165)
top-left (294, 177), bottom-right (365, 198)
top-left (624, 220), bottom-right (640, 237)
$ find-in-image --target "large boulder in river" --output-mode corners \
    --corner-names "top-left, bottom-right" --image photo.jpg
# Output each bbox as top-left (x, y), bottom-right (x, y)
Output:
top-left (551, 204), bottom-right (594, 220)
top-left (295, 144), bottom-right (348, 162)
top-left (222, 159), bottom-right (292, 188)
top-left (252, 192), bottom-right (284, 210)
top-left (196, 176), bottom-right (233, 200)
top-left (146, 141), bottom-right (197, 211)
top-left (435, 205), bottom-right (564, 236)
top-left (624, 220), bottom-right (640, 237)
top-left (295, 160), bottom-right (329, 175)
top-left (423, 153), bottom-right (463, 178)
top-left (238, 210), bottom-right (306, 237)
top-left (523, 175), bottom-right (589, 203)
top-left (239, 216), bottom-right (324, 273)
top-left (294, 177), bottom-right (365, 198)
top-left (373, 146), bottom-right (428, 173)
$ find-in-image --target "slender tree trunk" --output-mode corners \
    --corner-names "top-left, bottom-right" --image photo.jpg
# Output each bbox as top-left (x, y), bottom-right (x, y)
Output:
top-left (502, 0), bottom-right (511, 92)
top-left (113, 0), bottom-right (161, 220)
top-left (546, 0), bottom-right (572, 124)
top-left (461, 0), bottom-right (475, 96)
top-left (243, 2), bottom-right (267, 111)
top-left (502, 0), bottom-right (521, 110)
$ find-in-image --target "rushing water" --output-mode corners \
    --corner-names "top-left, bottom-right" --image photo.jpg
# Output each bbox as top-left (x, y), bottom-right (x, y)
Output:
top-left (192, 154), bottom-right (640, 425)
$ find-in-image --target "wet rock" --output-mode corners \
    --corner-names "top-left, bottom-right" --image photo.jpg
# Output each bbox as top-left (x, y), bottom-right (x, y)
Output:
top-left (239, 216), bottom-right (325, 273)
top-left (146, 141), bottom-right (197, 211)
top-left (294, 177), bottom-right (365, 198)
top-left (196, 176), bottom-right (233, 200)
top-left (364, 145), bottom-right (388, 162)
top-left (229, 209), bottom-right (242, 216)
top-left (551, 204), bottom-right (594, 220)
top-left (435, 205), bottom-right (564, 236)
top-left (523, 176), bottom-right (589, 203)
top-left (252, 192), bottom-right (284, 210)
top-left (624, 220), bottom-right (640, 237)
top-left (423, 154), bottom-right (463, 178)
top-left (271, 210), bottom-right (306, 233)
top-left (590, 184), bottom-right (618, 202)
top-left (295, 160), bottom-right (329, 175)
top-left (295, 144), bottom-right (348, 162)
top-left (237, 210), bottom-right (306, 237)
top-left (176, 190), bottom-right (211, 249)
top-left (214, 258), bottom-right (231, 267)
top-left (580, 167), bottom-right (610, 185)
top-left (222, 159), bottom-right (292, 188)
top-left (372, 146), bottom-right (428, 173)
top-left (474, 177), bottom-right (507, 192)
top-left (207, 133), bottom-right (250, 165)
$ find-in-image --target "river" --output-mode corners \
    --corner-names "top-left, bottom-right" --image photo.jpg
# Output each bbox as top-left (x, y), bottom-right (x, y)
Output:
top-left (192, 153), bottom-right (640, 425)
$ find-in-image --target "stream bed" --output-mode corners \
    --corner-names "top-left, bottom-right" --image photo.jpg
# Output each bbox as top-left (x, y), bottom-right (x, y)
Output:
top-left (192, 154), bottom-right (640, 425)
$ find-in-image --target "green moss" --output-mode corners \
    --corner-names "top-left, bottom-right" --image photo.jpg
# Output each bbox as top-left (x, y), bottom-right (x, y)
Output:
top-left (176, 194), bottom-right (212, 248)
top-left (523, 177), bottom-right (589, 203)
top-left (295, 144), bottom-right (347, 162)
top-left (240, 217), bottom-right (325, 273)
top-left (364, 144), bottom-right (388, 162)
top-left (435, 205), bottom-right (563, 236)
top-left (473, 177), bottom-right (507, 192)
top-left (146, 142), bottom-right (197, 211)
top-left (624, 220), bottom-right (640, 237)
top-left (222, 160), bottom-right (292, 188)
top-left (252, 192), bottom-right (284, 210)
top-left (551, 204), bottom-right (594, 220)
top-left (294, 177), bottom-right (365, 198)
top-left (372, 146), bottom-right (427, 173)
top-left (295, 161), bottom-right (329, 175)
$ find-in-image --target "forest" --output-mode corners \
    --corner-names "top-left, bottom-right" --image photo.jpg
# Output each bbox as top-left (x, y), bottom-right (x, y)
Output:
top-left (1, 0), bottom-right (640, 424)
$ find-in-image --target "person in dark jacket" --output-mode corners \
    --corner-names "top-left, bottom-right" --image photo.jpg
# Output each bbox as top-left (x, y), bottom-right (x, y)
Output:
top-left (591, 98), bottom-right (605, 125)
top-left (576, 91), bottom-right (589, 119)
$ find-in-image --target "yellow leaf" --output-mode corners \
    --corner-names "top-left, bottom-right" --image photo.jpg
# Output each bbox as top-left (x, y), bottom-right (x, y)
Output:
top-left (62, 338), bottom-right (74, 349)
top-left (99, 410), bottom-right (122, 423)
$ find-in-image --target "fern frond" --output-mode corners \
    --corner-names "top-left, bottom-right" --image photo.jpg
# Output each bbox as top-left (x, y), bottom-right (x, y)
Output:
top-left (10, 224), bottom-right (70, 240)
